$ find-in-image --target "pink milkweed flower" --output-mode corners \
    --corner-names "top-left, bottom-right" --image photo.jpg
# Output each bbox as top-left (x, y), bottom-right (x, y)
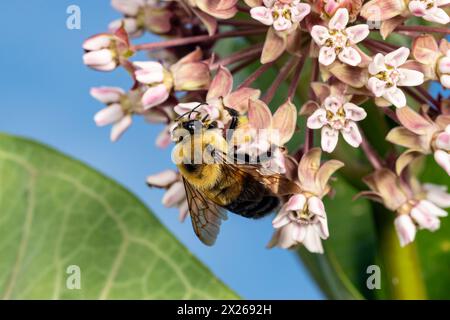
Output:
top-left (270, 194), bottom-right (329, 252)
top-left (109, 0), bottom-right (173, 37)
top-left (307, 94), bottom-right (367, 153)
top-left (147, 170), bottom-right (189, 222)
top-left (408, 0), bottom-right (450, 24)
top-left (395, 198), bottom-right (448, 247)
top-left (82, 26), bottom-right (132, 72)
top-left (438, 41), bottom-right (450, 89)
top-left (311, 8), bottom-right (369, 66)
top-left (83, 34), bottom-right (118, 71)
top-left (302, 82), bottom-right (367, 153)
top-left (268, 148), bottom-right (344, 252)
top-left (134, 48), bottom-right (211, 110)
top-left (134, 61), bottom-right (172, 109)
top-left (249, 0), bottom-right (311, 32)
top-left (91, 87), bottom-right (134, 142)
top-left (360, 169), bottom-right (449, 247)
top-left (386, 106), bottom-right (450, 175)
top-left (368, 47), bottom-right (424, 108)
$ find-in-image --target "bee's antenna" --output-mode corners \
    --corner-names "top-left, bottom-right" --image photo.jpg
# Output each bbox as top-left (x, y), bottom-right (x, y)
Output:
top-left (176, 102), bottom-right (208, 121)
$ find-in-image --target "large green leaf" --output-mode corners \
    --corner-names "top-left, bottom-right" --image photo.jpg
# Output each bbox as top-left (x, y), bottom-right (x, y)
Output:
top-left (0, 133), bottom-right (237, 299)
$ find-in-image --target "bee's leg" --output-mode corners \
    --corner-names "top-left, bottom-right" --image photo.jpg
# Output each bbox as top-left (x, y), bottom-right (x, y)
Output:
top-left (224, 107), bottom-right (240, 130)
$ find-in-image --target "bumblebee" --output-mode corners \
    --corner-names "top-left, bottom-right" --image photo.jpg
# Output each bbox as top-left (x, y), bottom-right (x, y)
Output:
top-left (171, 104), bottom-right (300, 246)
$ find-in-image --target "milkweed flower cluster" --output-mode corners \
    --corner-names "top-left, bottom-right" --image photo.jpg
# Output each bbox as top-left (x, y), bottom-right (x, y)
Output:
top-left (84, 0), bottom-right (449, 253)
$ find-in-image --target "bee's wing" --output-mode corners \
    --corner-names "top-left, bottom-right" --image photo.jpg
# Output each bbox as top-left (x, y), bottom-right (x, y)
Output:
top-left (214, 150), bottom-right (301, 196)
top-left (182, 177), bottom-right (228, 246)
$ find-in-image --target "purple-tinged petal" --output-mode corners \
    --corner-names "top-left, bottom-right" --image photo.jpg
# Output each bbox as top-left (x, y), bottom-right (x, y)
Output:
top-left (424, 183), bottom-right (450, 208)
top-left (311, 25), bottom-right (329, 46)
top-left (141, 84), bottom-right (169, 109)
top-left (329, 8), bottom-right (349, 30)
top-left (318, 46), bottom-right (337, 66)
top-left (397, 68), bottom-right (424, 87)
top-left (307, 108), bottom-right (327, 129)
top-left (147, 170), bottom-right (178, 188)
top-left (394, 215), bottom-right (416, 247)
top-left (346, 24), bottom-right (369, 44)
top-left (383, 87), bottom-right (406, 108)
top-left (434, 150), bottom-right (450, 175)
top-left (385, 47), bottom-right (410, 67)
top-left (94, 104), bottom-right (124, 127)
top-left (110, 115), bottom-right (132, 142)
top-left (162, 181), bottom-right (186, 207)
top-left (338, 46), bottom-right (361, 66)
top-left (90, 87), bottom-right (124, 104)
top-left (343, 103), bottom-right (367, 121)
top-left (341, 121), bottom-right (362, 148)
top-left (321, 126), bottom-right (339, 153)
top-left (250, 6), bottom-right (274, 25)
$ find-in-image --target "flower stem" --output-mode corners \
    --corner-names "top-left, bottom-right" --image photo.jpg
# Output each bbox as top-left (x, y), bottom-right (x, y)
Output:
top-left (359, 129), bottom-right (384, 170)
top-left (262, 57), bottom-right (297, 104)
top-left (211, 44), bottom-right (262, 70)
top-left (132, 28), bottom-right (266, 51)
top-left (395, 25), bottom-right (450, 35)
top-left (288, 52), bottom-right (308, 100)
top-left (236, 61), bottom-right (275, 89)
top-left (372, 204), bottom-right (428, 299)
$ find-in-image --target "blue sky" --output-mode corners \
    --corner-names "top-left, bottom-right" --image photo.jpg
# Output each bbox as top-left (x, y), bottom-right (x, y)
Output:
top-left (0, 1), bottom-right (323, 299)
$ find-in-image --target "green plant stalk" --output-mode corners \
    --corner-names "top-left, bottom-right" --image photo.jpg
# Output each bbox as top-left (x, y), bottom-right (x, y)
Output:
top-left (372, 204), bottom-right (427, 299)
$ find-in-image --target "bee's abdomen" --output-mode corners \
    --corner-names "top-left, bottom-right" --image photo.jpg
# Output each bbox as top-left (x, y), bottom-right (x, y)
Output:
top-left (225, 195), bottom-right (279, 219)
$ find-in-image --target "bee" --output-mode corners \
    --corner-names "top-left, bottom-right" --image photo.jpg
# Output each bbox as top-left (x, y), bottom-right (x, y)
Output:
top-left (170, 103), bottom-right (301, 246)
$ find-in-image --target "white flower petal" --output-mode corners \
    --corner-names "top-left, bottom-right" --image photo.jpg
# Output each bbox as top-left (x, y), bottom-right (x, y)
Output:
top-left (424, 183), bottom-right (450, 208)
top-left (162, 181), bottom-right (186, 207)
top-left (134, 61), bottom-right (164, 84)
top-left (397, 68), bottom-right (424, 86)
top-left (424, 8), bottom-right (450, 24)
top-left (302, 225), bottom-right (324, 253)
top-left (408, 1), bottom-right (427, 16)
top-left (94, 103), bottom-right (124, 127)
top-left (321, 126), bottom-right (339, 153)
top-left (434, 150), bottom-right (450, 175)
top-left (90, 87), bottom-right (124, 104)
top-left (83, 49), bottom-right (114, 66)
top-left (341, 121), bottom-right (362, 148)
top-left (318, 46), bottom-right (337, 66)
top-left (307, 108), bottom-right (327, 129)
top-left (142, 84), bottom-right (170, 109)
top-left (250, 7), bottom-right (274, 26)
top-left (383, 87), bottom-right (407, 108)
top-left (343, 103), bottom-right (367, 121)
top-left (311, 25), bottom-right (329, 46)
top-left (291, 3), bottom-right (311, 22)
top-left (308, 196), bottom-right (326, 217)
top-left (285, 194), bottom-right (307, 212)
top-left (110, 115), bottom-right (132, 142)
top-left (367, 77), bottom-right (386, 97)
top-left (147, 170), bottom-right (178, 188)
top-left (345, 24), bottom-right (369, 44)
top-left (329, 8), bottom-right (349, 30)
top-left (338, 46), bottom-right (361, 66)
top-left (368, 53), bottom-right (386, 75)
top-left (394, 215), bottom-right (416, 247)
top-left (385, 47), bottom-right (410, 67)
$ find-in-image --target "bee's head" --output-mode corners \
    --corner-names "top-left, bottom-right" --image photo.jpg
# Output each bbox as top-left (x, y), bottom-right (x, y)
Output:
top-left (171, 103), bottom-right (219, 143)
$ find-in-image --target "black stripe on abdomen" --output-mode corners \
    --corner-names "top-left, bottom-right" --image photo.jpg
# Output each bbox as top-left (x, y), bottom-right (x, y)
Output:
top-left (225, 196), bottom-right (279, 219)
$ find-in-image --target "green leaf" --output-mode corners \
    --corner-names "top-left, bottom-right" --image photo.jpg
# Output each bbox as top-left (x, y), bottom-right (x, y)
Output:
top-left (296, 177), bottom-right (377, 299)
top-left (0, 133), bottom-right (237, 299)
